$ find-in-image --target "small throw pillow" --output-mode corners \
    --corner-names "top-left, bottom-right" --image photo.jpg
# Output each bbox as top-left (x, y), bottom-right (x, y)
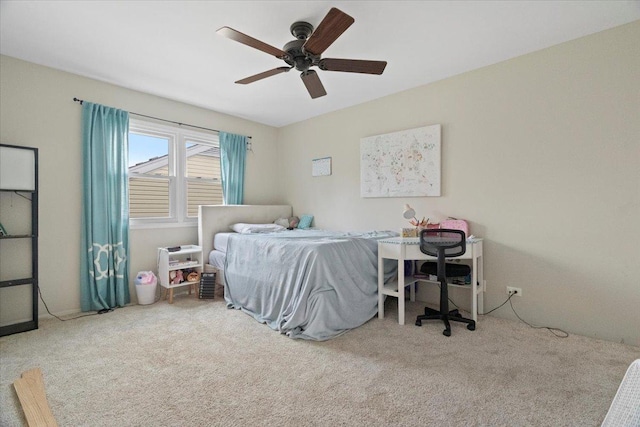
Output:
top-left (298, 214), bottom-right (313, 229)
top-left (274, 217), bottom-right (289, 228)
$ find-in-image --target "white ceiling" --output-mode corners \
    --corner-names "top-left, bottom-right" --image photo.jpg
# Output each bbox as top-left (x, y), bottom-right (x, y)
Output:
top-left (1, 1), bottom-right (638, 127)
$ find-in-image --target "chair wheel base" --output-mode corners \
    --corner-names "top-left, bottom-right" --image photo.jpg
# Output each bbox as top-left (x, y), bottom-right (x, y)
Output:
top-left (415, 310), bottom-right (476, 336)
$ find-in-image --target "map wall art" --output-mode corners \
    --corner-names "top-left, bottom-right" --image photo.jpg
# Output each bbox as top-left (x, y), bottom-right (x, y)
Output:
top-left (360, 124), bottom-right (441, 197)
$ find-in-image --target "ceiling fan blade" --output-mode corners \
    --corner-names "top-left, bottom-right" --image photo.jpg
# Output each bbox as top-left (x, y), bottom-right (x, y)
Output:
top-left (300, 70), bottom-right (327, 99)
top-left (217, 26), bottom-right (289, 60)
top-left (303, 8), bottom-right (354, 56)
top-left (235, 67), bottom-right (292, 85)
top-left (319, 58), bottom-right (387, 75)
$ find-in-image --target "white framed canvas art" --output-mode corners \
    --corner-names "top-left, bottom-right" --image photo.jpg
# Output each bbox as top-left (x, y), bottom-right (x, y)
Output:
top-left (360, 124), bottom-right (441, 198)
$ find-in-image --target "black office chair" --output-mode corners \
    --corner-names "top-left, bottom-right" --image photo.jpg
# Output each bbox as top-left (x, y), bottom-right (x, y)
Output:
top-left (415, 228), bottom-right (476, 337)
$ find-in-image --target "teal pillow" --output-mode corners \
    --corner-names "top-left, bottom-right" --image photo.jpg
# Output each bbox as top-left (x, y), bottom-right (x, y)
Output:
top-left (298, 214), bottom-right (313, 229)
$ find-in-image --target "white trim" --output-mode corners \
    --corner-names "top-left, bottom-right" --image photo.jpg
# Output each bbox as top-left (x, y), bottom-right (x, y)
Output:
top-left (128, 118), bottom-right (220, 226)
top-left (130, 221), bottom-right (198, 230)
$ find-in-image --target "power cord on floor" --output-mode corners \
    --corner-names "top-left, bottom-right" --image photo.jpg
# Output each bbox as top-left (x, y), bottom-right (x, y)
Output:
top-left (38, 287), bottom-right (129, 321)
top-left (478, 289), bottom-right (569, 338)
top-left (507, 297), bottom-right (569, 338)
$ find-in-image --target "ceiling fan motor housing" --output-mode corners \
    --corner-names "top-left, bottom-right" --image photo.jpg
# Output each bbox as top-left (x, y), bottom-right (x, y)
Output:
top-left (283, 36), bottom-right (319, 71)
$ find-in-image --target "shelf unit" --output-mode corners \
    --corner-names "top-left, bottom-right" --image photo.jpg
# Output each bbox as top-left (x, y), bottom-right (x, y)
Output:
top-left (381, 274), bottom-right (476, 295)
top-left (157, 245), bottom-right (203, 304)
top-left (0, 144), bottom-right (38, 337)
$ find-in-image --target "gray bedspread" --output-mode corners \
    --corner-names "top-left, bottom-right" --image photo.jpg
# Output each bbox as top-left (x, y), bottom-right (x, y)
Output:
top-left (223, 229), bottom-right (397, 341)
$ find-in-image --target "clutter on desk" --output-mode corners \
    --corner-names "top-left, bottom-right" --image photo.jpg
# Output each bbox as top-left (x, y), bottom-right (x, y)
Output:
top-left (401, 208), bottom-right (473, 239)
top-left (440, 218), bottom-right (469, 235)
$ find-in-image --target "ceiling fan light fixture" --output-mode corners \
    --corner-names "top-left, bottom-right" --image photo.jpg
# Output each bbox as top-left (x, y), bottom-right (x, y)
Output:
top-left (217, 7), bottom-right (386, 99)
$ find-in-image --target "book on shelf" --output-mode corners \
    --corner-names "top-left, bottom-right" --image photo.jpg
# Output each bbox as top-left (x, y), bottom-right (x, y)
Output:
top-left (168, 260), bottom-right (199, 268)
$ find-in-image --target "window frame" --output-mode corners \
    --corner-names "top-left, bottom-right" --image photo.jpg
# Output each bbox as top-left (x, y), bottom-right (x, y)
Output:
top-left (128, 119), bottom-right (220, 229)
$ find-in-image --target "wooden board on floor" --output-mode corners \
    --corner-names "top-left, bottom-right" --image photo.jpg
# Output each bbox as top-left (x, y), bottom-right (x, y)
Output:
top-left (13, 368), bottom-right (58, 427)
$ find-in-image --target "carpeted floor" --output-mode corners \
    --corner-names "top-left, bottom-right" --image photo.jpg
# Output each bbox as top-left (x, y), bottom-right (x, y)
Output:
top-left (1, 292), bottom-right (638, 426)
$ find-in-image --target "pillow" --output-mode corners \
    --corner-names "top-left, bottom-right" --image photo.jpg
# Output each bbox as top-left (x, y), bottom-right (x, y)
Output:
top-left (297, 214), bottom-right (314, 229)
top-left (288, 216), bottom-right (300, 229)
top-left (274, 217), bottom-right (289, 228)
top-left (230, 223), bottom-right (285, 234)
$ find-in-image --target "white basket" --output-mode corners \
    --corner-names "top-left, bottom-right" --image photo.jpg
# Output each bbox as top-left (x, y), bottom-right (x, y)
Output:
top-left (135, 283), bottom-right (156, 305)
top-left (134, 271), bottom-right (157, 305)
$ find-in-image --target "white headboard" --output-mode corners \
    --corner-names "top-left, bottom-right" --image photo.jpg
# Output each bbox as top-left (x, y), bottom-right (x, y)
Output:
top-left (198, 204), bottom-right (292, 260)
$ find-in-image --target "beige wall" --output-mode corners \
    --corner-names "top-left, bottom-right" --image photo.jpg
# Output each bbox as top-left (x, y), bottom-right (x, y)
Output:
top-left (276, 22), bottom-right (640, 345)
top-left (0, 55), bottom-right (281, 321)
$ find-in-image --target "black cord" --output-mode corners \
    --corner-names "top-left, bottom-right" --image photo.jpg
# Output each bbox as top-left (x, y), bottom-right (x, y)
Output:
top-left (38, 286), bottom-right (132, 321)
top-left (477, 291), bottom-right (569, 338)
top-left (479, 292), bottom-right (515, 315)
top-left (13, 191), bottom-right (32, 202)
top-left (508, 297), bottom-right (569, 338)
top-left (38, 287), bottom-right (98, 321)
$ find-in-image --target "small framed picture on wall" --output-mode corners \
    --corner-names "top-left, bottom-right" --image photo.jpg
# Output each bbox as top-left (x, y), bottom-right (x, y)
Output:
top-left (312, 157), bottom-right (332, 177)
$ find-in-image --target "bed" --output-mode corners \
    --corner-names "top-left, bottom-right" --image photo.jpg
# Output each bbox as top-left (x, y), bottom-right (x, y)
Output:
top-left (198, 205), bottom-right (397, 340)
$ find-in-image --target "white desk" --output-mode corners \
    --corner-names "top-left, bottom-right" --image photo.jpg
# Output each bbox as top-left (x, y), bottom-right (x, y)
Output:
top-left (377, 237), bottom-right (484, 325)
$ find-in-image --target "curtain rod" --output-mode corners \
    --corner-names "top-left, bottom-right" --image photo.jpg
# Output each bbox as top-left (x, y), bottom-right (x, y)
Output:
top-left (72, 97), bottom-right (252, 139)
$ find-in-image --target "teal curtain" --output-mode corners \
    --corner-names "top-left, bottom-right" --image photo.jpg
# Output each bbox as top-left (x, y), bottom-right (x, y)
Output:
top-left (219, 131), bottom-right (247, 205)
top-left (80, 102), bottom-right (130, 311)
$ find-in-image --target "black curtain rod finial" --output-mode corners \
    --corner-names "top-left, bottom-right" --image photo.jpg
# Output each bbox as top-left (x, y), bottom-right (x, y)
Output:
top-left (73, 97), bottom-right (84, 105)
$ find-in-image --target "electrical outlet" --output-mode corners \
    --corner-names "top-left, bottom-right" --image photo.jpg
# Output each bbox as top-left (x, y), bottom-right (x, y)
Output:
top-left (506, 286), bottom-right (522, 297)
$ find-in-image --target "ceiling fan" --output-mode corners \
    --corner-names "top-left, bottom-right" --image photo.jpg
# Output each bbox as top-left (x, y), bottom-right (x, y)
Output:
top-left (216, 7), bottom-right (387, 99)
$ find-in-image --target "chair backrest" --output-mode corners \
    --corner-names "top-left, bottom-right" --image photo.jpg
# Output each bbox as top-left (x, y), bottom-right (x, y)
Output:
top-left (419, 228), bottom-right (466, 258)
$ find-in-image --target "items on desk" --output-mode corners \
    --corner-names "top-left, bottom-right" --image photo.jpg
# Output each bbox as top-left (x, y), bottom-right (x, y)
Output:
top-left (401, 205), bottom-right (471, 236)
top-left (401, 227), bottom-right (417, 237)
top-left (402, 204), bottom-right (433, 237)
top-left (402, 204), bottom-right (429, 227)
top-left (440, 218), bottom-right (469, 236)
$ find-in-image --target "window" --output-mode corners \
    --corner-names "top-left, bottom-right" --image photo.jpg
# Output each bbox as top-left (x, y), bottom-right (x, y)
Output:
top-left (128, 119), bottom-right (222, 226)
